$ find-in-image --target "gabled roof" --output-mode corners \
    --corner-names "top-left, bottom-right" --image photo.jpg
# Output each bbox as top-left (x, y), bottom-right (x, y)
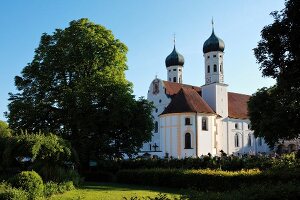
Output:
top-left (161, 81), bottom-right (251, 119)
top-left (161, 87), bottom-right (215, 115)
top-left (163, 81), bottom-right (201, 96)
top-left (228, 92), bottom-right (250, 119)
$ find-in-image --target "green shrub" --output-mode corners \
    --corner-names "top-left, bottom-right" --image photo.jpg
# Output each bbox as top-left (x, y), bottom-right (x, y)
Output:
top-left (58, 181), bottom-right (75, 193)
top-left (10, 171), bottom-right (43, 199)
top-left (39, 167), bottom-right (81, 186)
top-left (44, 181), bottom-right (59, 197)
top-left (44, 181), bottom-right (74, 197)
top-left (180, 181), bottom-right (300, 200)
top-left (0, 187), bottom-right (28, 200)
top-left (0, 182), bottom-right (28, 200)
top-left (95, 154), bottom-right (299, 173)
top-left (117, 168), bottom-right (261, 191)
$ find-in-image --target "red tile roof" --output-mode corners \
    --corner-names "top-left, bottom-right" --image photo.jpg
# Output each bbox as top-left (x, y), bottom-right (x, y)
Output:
top-left (163, 81), bottom-right (201, 96)
top-left (228, 92), bottom-right (250, 119)
top-left (161, 87), bottom-right (215, 115)
top-left (162, 81), bottom-right (250, 119)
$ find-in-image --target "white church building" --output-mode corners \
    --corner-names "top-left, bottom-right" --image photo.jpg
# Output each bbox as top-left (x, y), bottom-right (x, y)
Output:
top-left (140, 26), bottom-right (270, 158)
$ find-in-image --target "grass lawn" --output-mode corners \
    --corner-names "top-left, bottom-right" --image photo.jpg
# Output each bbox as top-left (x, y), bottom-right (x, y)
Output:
top-left (49, 182), bottom-right (181, 200)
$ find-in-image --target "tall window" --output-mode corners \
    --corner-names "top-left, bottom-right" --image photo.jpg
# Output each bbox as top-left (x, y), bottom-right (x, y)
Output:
top-left (207, 65), bottom-right (210, 73)
top-left (173, 77), bottom-right (176, 82)
top-left (247, 134), bottom-right (252, 147)
top-left (258, 137), bottom-right (262, 146)
top-left (234, 133), bottom-right (240, 147)
top-left (185, 133), bottom-right (191, 149)
top-left (154, 121), bottom-right (158, 133)
top-left (202, 117), bottom-right (208, 130)
top-left (235, 123), bottom-right (239, 129)
top-left (220, 64), bottom-right (223, 73)
top-left (213, 64), bottom-right (217, 72)
top-left (185, 117), bottom-right (191, 125)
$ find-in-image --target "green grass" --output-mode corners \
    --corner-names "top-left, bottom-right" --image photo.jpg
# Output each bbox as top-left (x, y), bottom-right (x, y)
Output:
top-left (49, 182), bottom-right (181, 200)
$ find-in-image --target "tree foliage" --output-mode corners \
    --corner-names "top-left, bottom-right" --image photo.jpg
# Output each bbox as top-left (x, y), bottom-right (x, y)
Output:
top-left (0, 120), bottom-right (11, 137)
top-left (0, 133), bottom-right (74, 172)
top-left (249, 0), bottom-right (300, 146)
top-left (5, 18), bottom-right (153, 165)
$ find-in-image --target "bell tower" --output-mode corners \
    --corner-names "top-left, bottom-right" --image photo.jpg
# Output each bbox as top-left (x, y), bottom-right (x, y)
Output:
top-left (203, 20), bottom-right (225, 85)
top-left (201, 21), bottom-right (228, 118)
top-left (165, 36), bottom-right (184, 83)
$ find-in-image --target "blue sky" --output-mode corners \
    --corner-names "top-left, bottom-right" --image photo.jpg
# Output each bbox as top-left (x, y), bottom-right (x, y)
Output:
top-left (0, 0), bottom-right (285, 121)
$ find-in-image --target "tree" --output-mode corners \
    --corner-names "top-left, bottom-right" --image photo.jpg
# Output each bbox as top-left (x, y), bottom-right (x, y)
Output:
top-left (249, 0), bottom-right (300, 146)
top-left (6, 18), bottom-right (153, 167)
top-left (0, 120), bottom-right (11, 137)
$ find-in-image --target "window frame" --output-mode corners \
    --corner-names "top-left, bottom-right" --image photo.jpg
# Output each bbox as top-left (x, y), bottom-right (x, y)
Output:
top-left (202, 117), bottom-right (208, 131)
top-left (185, 117), bottom-right (191, 125)
top-left (184, 132), bottom-right (192, 149)
top-left (247, 134), bottom-right (252, 147)
top-left (234, 133), bottom-right (240, 147)
top-left (154, 121), bottom-right (158, 133)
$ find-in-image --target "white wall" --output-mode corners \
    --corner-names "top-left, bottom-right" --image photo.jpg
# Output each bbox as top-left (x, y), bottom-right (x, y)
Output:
top-left (167, 65), bottom-right (183, 83)
top-left (226, 118), bottom-right (270, 155)
top-left (201, 83), bottom-right (228, 118)
top-left (204, 51), bottom-right (224, 84)
top-left (141, 78), bottom-right (171, 152)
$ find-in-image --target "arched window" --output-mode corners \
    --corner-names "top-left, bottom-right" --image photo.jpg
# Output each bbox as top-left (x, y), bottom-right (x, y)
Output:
top-left (234, 133), bottom-right (240, 147)
top-left (173, 77), bottom-right (176, 82)
top-left (207, 65), bottom-right (210, 73)
top-left (258, 137), bottom-right (262, 146)
top-left (202, 117), bottom-right (208, 130)
top-left (185, 133), bottom-right (191, 149)
top-left (154, 121), bottom-right (158, 133)
top-left (213, 64), bottom-right (217, 72)
top-left (247, 134), bottom-right (252, 147)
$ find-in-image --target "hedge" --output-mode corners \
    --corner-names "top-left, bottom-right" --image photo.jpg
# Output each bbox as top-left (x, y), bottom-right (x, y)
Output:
top-left (94, 153), bottom-right (300, 173)
top-left (116, 166), bottom-right (300, 191)
top-left (116, 168), bottom-right (261, 191)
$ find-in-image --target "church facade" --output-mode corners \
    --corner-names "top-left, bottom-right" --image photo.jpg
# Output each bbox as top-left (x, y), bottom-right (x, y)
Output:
top-left (141, 27), bottom-right (270, 158)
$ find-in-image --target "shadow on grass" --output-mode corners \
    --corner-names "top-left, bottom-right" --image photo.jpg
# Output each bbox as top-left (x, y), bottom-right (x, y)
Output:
top-left (82, 182), bottom-right (184, 194)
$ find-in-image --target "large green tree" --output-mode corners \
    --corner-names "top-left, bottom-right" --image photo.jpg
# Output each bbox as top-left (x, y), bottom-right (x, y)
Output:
top-left (249, 0), bottom-right (300, 146)
top-left (6, 19), bottom-right (153, 166)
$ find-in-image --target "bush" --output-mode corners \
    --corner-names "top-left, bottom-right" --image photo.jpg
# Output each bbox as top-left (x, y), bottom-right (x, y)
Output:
top-left (0, 182), bottom-right (28, 200)
top-left (39, 167), bottom-right (81, 186)
top-left (10, 171), bottom-right (43, 199)
top-left (58, 181), bottom-right (75, 193)
top-left (0, 187), bottom-right (28, 200)
top-left (95, 154), bottom-right (298, 173)
top-left (180, 181), bottom-right (300, 200)
top-left (117, 168), bottom-right (261, 191)
top-left (44, 181), bottom-right (59, 197)
top-left (44, 181), bottom-right (75, 197)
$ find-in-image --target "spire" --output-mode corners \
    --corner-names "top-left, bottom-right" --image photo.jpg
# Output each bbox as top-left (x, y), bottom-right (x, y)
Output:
top-left (211, 17), bottom-right (214, 33)
top-left (173, 33), bottom-right (176, 48)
